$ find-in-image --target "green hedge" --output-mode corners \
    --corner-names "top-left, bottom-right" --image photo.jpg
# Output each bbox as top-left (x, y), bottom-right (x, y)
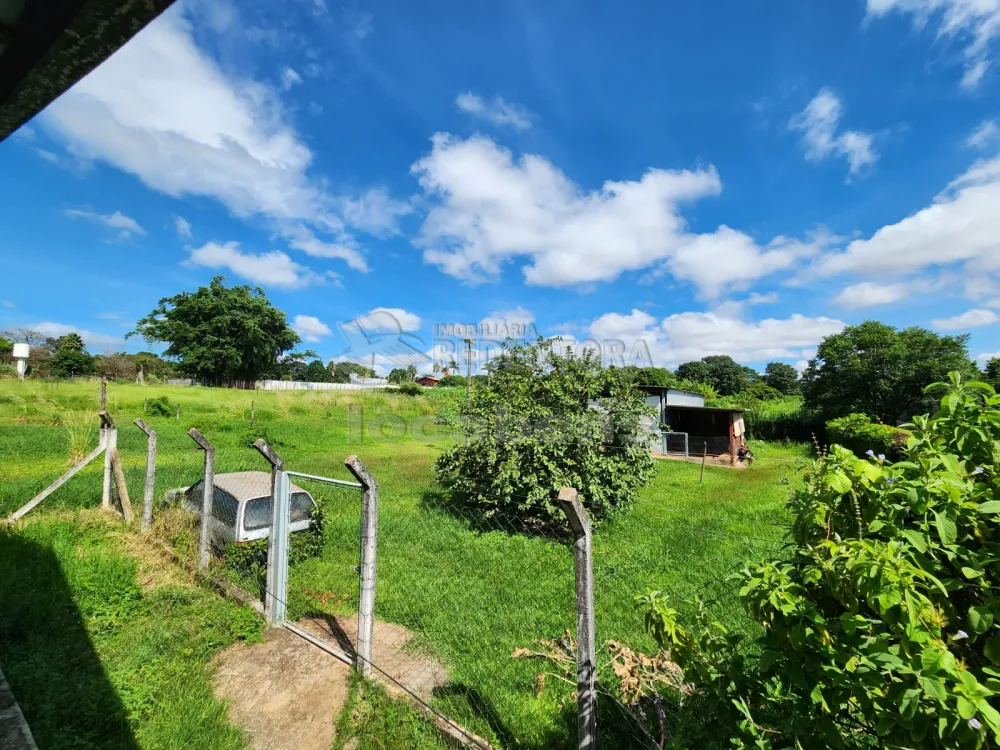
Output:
top-left (825, 412), bottom-right (910, 460)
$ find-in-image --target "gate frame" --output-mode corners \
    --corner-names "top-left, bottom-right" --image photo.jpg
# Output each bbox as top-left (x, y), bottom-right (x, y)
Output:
top-left (254, 443), bottom-right (377, 675)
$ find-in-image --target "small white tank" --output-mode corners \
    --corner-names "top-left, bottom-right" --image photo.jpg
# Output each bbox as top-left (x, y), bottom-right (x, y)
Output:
top-left (12, 343), bottom-right (29, 359)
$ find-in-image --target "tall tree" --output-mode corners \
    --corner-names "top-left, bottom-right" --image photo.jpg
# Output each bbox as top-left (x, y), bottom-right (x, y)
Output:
top-left (984, 357), bottom-right (1000, 389)
top-left (675, 360), bottom-right (712, 384)
top-left (129, 276), bottom-right (299, 385)
top-left (51, 333), bottom-right (95, 378)
top-left (304, 360), bottom-right (331, 383)
top-left (801, 320), bottom-right (974, 423)
top-left (763, 362), bottom-right (800, 395)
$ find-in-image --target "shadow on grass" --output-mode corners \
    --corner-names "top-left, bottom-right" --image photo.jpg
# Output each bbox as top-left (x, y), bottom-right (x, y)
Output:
top-left (0, 532), bottom-right (140, 749)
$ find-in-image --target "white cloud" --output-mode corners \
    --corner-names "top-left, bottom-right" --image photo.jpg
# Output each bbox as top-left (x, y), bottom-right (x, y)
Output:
top-left (24, 322), bottom-right (122, 349)
top-left (790, 89), bottom-right (878, 178)
top-left (748, 292), bottom-right (779, 305)
top-left (174, 215), bottom-right (193, 238)
top-left (2, 300), bottom-right (15, 308)
top-left (292, 314), bottom-right (332, 342)
top-left (479, 307), bottom-right (536, 328)
top-left (283, 226), bottom-right (368, 271)
top-left (40, 7), bottom-right (380, 272)
top-left (455, 93), bottom-right (532, 131)
top-left (834, 281), bottom-right (912, 308)
top-left (64, 208), bottom-right (146, 240)
top-left (356, 307), bottom-right (422, 332)
top-left (976, 351), bottom-right (1000, 362)
top-left (280, 67), bottom-right (302, 90)
top-left (866, 0), bottom-right (1000, 89)
top-left (967, 119), bottom-right (1000, 149)
top-left (814, 154), bottom-right (1000, 295)
top-left (931, 308), bottom-right (1000, 330)
top-left (339, 187), bottom-right (412, 236)
top-left (412, 133), bottom-right (816, 297)
top-left (186, 241), bottom-right (330, 289)
top-left (575, 309), bottom-right (844, 368)
top-left (589, 309), bottom-right (657, 340)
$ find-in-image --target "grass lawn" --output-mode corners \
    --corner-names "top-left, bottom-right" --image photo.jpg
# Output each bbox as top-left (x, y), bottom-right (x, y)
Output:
top-left (0, 380), bottom-right (809, 748)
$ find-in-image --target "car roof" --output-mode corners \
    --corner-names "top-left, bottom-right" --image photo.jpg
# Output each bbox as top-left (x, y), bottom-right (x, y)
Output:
top-left (205, 471), bottom-right (311, 501)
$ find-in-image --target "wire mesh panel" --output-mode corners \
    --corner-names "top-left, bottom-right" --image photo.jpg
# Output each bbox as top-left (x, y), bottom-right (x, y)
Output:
top-left (588, 489), bottom-right (793, 746)
top-left (0, 421), bottom-right (104, 517)
top-left (146, 427), bottom-right (214, 574)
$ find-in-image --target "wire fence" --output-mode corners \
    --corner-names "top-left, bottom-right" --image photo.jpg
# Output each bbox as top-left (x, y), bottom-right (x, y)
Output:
top-left (3, 409), bottom-right (807, 749)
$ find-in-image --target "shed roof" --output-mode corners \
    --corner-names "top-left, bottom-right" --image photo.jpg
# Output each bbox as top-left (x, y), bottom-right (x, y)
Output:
top-left (637, 385), bottom-right (706, 397)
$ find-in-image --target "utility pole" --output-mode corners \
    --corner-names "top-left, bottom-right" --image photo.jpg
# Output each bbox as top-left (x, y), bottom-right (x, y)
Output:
top-left (463, 338), bottom-right (474, 403)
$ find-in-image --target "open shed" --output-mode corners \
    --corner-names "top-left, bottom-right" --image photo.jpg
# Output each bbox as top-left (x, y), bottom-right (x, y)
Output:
top-left (639, 386), bottom-right (746, 466)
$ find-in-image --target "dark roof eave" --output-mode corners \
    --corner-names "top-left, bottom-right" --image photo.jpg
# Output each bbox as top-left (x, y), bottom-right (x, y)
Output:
top-left (0, 0), bottom-right (176, 142)
top-left (666, 404), bottom-right (745, 413)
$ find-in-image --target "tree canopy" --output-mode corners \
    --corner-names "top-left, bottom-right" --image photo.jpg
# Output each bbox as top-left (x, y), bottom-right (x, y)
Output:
top-left (763, 361), bottom-right (800, 395)
top-left (676, 355), bottom-right (749, 396)
top-left (51, 333), bottom-right (95, 378)
top-left (801, 320), bottom-right (975, 424)
top-left (129, 276), bottom-right (299, 385)
top-left (388, 365), bottom-right (417, 384)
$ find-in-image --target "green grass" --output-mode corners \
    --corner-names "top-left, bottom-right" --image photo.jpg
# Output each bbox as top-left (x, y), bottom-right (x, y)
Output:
top-left (0, 512), bottom-right (263, 749)
top-left (0, 379), bottom-right (811, 748)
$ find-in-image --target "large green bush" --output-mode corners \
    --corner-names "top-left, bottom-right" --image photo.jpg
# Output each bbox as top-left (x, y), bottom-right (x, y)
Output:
top-left (827, 412), bottom-right (909, 460)
top-left (435, 338), bottom-right (655, 524)
top-left (638, 373), bottom-right (1000, 748)
top-left (436, 374), bottom-right (467, 388)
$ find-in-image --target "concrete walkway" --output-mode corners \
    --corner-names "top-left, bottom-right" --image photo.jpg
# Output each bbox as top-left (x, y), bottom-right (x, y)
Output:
top-left (0, 666), bottom-right (37, 750)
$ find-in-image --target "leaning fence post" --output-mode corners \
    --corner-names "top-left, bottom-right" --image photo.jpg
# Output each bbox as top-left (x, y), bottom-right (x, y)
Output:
top-left (345, 455), bottom-right (379, 675)
top-left (558, 487), bottom-right (596, 750)
top-left (134, 419), bottom-right (157, 532)
top-left (253, 439), bottom-right (288, 627)
top-left (188, 429), bottom-right (215, 571)
top-left (100, 411), bottom-right (116, 509)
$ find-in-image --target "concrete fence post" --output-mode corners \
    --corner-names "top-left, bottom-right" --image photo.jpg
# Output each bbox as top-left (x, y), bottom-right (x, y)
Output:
top-left (345, 455), bottom-right (379, 675)
top-left (557, 487), bottom-right (597, 750)
top-left (100, 411), bottom-right (116, 510)
top-left (253, 439), bottom-right (288, 627)
top-left (134, 419), bottom-right (157, 532)
top-left (188, 429), bottom-right (215, 571)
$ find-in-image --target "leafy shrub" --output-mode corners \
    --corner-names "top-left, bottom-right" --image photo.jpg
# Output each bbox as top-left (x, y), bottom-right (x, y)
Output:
top-left (435, 338), bottom-right (655, 524)
top-left (637, 373), bottom-right (1000, 748)
top-left (436, 374), bottom-right (467, 388)
top-left (145, 395), bottom-right (174, 417)
top-left (0, 363), bottom-right (16, 379)
top-left (827, 412), bottom-right (909, 460)
top-left (397, 381), bottom-right (423, 397)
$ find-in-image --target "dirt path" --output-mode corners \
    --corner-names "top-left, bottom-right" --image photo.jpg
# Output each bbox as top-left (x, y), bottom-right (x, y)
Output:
top-left (213, 616), bottom-right (449, 750)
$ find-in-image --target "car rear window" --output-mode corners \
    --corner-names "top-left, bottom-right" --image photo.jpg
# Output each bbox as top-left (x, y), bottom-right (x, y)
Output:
top-left (243, 492), bottom-right (313, 531)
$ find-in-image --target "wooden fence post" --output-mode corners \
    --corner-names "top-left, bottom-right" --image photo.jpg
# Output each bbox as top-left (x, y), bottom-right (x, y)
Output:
top-left (134, 419), bottom-right (157, 532)
top-left (188, 429), bottom-right (215, 571)
top-left (252, 439), bottom-right (287, 626)
top-left (557, 487), bottom-right (596, 750)
top-left (345, 455), bottom-right (379, 675)
top-left (700, 444), bottom-right (708, 484)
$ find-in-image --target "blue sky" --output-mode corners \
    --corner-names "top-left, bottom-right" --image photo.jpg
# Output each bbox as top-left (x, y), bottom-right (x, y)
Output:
top-left (2, 0), bottom-right (1000, 375)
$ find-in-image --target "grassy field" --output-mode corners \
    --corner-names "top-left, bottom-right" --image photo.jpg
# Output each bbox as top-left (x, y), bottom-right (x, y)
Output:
top-left (0, 379), bottom-right (809, 748)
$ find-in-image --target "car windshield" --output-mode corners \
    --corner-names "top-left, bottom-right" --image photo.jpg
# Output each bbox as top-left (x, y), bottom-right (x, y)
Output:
top-left (244, 492), bottom-right (313, 531)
